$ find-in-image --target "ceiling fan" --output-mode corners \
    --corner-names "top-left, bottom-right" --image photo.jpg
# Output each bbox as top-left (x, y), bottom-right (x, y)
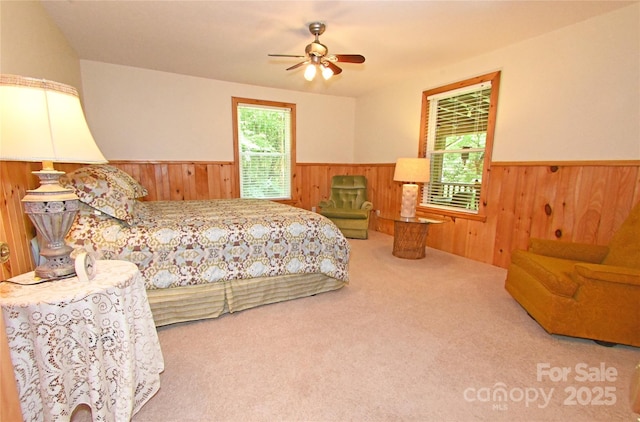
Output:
top-left (269, 22), bottom-right (365, 81)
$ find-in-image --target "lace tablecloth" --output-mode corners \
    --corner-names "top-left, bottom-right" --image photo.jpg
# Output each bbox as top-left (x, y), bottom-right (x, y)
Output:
top-left (0, 260), bottom-right (164, 422)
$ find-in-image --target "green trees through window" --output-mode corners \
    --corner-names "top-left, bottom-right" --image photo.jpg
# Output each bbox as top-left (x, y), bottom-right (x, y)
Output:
top-left (419, 71), bottom-right (500, 219)
top-left (232, 98), bottom-right (296, 200)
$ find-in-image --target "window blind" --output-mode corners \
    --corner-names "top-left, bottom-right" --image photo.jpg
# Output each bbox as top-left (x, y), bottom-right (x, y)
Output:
top-left (237, 103), bottom-right (292, 200)
top-left (423, 82), bottom-right (492, 213)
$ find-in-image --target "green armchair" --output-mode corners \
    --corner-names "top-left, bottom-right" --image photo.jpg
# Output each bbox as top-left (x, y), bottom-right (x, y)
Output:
top-left (505, 201), bottom-right (640, 347)
top-left (319, 175), bottom-right (373, 239)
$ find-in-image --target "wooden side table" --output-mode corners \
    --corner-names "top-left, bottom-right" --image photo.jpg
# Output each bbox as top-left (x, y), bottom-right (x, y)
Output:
top-left (381, 215), bottom-right (443, 259)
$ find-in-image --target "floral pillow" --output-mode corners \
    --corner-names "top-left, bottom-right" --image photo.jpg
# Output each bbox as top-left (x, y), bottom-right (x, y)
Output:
top-left (112, 167), bottom-right (148, 198)
top-left (60, 165), bottom-right (144, 224)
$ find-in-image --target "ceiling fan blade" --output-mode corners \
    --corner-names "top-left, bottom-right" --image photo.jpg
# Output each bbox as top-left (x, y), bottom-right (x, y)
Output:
top-left (268, 54), bottom-right (306, 58)
top-left (325, 61), bottom-right (342, 75)
top-left (286, 61), bottom-right (308, 71)
top-left (334, 54), bottom-right (365, 64)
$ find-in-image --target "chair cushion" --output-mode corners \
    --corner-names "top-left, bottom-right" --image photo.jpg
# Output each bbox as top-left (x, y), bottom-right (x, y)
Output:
top-left (332, 189), bottom-right (367, 210)
top-left (331, 175), bottom-right (367, 189)
top-left (511, 250), bottom-right (579, 298)
top-left (529, 239), bottom-right (609, 263)
top-left (328, 175), bottom-right (368, 210)
top-left (320, 208), bottom-right (369, 220)
top-left (603, 201), bottom-right (640, 269)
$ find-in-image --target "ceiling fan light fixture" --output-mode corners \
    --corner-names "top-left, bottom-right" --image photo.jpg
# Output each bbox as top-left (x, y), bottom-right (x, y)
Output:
top-left (304, 63), bottom-right (317, 81)
top-left (269, 21), bottom-right (365, 81)
top-left (321, 64), bottom-right (334, 80)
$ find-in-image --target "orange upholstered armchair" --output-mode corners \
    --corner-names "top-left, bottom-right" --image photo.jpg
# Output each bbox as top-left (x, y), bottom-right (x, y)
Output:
top-left (505, 201), bottom-right (640, 347)
top-left (319, 175), bottom-right (373, 239)
top-left (632, 362), bottom-right (640, 414)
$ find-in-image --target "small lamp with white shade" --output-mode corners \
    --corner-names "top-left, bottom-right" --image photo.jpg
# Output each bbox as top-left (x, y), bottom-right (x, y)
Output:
top-left (0, 74), bottom-right (107, 279)
top-left (393, 157), bottom-right (430, 219)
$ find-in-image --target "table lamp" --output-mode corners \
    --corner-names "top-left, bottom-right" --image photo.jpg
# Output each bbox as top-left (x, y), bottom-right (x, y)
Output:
top-left (0, 74), bottom-right (107, 279)
top-left (393, 157), bottom-right (430, 218)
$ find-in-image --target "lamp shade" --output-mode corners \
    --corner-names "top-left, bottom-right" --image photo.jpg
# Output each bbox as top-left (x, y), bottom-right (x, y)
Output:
top-left (1, 75), bottom-right (106, 279)
top-left (0, 74), bottom-right (106, 164)
top-left (393, 157), bottom-right (430, 183)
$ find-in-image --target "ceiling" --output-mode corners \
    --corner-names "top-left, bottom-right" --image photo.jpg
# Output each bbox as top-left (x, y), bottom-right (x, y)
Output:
top-left (40, 1), bottom-right (634, 98)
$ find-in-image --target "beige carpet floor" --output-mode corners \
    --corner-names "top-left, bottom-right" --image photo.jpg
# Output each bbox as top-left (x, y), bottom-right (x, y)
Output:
top-left (132, 231), bottom-right (639, 421)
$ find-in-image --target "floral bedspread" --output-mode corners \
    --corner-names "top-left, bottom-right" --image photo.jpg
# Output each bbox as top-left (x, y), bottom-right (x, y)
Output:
top-left (66, 199), bottom-right (350, 290)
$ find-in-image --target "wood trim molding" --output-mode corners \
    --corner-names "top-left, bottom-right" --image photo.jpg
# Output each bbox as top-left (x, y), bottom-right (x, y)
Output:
top-left (493, 160), bottom-right (640, 167)
top-left (108, 160), bottom-right (233, 165)
top-left (296, 162), bottom-right (395, 167)
top-left (108, 160), bottom-right (640, 167)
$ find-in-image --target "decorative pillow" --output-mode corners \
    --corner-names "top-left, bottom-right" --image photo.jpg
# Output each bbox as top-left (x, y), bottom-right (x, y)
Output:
top-left (111, 167), bottom-right (148, 198)
top-left (60, 165), bottom-right (140, 224)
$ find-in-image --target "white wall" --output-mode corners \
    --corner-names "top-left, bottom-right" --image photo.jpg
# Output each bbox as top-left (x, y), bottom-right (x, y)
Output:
top-left (354, 3), bottom-right (640, 163)
top-left (80, 61), bottom-right (356, 162)
top-left (0, 1), bottom-right (82, 91)
top-left (79, 4), bottom-right (639, 164)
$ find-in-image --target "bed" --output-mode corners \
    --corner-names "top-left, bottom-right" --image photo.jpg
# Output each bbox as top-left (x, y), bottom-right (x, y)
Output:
top-left (62, 165), bottom-right (350, 326)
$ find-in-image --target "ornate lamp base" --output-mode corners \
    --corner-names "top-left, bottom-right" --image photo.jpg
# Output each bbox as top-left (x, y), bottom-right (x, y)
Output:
top-left (22, 168), bottom-right (79, 279)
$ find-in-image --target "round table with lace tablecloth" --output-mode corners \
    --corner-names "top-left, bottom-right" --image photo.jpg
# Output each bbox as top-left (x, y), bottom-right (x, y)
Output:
top-left (0, 260), bottom-right (164, 422)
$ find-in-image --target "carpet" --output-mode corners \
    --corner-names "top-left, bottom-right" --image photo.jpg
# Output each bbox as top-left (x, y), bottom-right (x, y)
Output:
top-left (131, 231), bottom-right (640, 421)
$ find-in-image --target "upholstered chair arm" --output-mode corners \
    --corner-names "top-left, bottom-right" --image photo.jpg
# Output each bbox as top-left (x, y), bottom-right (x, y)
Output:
top-left (510, 250), bottom-right (579, 297)
top-left (574, 263), bottom-right (640, 287)
top-left (360, 201), bottom-right (373, 211)
top-left (318, 199), bottom-right (336, 209)
top-left (632, 361), bottom-right (640, 414)
top-left (528, 238), bottom-right (609, 263)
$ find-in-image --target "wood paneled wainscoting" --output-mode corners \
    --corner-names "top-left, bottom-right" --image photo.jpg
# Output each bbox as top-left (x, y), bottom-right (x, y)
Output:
top-left (1, 160), bottom-right (638, 279)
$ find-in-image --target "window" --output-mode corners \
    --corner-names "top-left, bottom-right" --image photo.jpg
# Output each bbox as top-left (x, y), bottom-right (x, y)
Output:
top-left (418, 71), bottom-right (500, 220)
top-left (232, 97), bottom-right (296, 200)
